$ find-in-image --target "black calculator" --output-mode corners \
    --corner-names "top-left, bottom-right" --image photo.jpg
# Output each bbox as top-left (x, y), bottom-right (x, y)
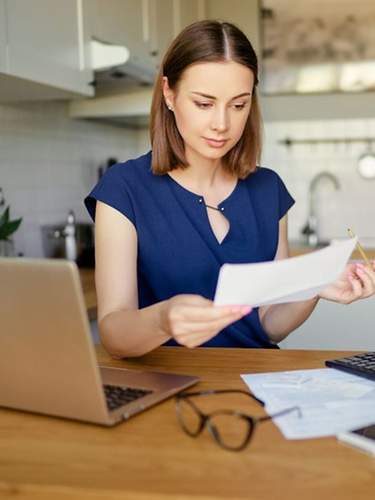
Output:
top-left (326, 352), bottom-right (375, 381)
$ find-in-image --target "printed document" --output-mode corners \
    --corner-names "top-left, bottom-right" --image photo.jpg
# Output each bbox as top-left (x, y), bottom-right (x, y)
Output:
top-left (241, 368), bottom-right (375, 439)
top-left (214, 237), bottom-right (357, 307)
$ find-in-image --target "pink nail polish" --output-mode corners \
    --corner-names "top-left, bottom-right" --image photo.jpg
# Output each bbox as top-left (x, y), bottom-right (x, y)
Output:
top-left (241, 306), bottom-right (252, 315)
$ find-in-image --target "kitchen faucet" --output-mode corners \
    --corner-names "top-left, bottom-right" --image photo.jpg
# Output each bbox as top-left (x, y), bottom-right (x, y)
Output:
top-left (301, 171), bottom-right (340, 246)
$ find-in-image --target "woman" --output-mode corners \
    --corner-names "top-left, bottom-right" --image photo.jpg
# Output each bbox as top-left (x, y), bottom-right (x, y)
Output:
top-left (85, 20), bottom-right (375, 358)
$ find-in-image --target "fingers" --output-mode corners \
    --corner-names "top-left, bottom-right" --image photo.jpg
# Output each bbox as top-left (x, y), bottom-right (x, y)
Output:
top-left (347, 272), bottom-right (364, 303)
top-left (174, 317), bottom-right (243, 349)
top-left (173, 307), bottom-right (249, 336)
top-left (174, 302), bottom-right (251, 323)
top-left (168, 294), bottom-right (251, 323)
top-left (352, 262), bottom-right (375, 298)
top-left (164, 295), bottom-right (252, 348)
top-left (175, 294), bottom-right (213, 306)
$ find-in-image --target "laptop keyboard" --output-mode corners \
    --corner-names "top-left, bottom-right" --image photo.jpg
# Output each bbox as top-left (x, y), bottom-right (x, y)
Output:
top-left (103, 384), bottom-right (153, 412)
top-left (326, 352), bottom-right (375, 381)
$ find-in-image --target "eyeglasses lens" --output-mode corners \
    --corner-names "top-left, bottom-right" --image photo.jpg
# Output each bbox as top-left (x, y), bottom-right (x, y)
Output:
top-left (177, 398), bottom-right (202, 436)
top-left (208, 413), bottom-right (252, 450)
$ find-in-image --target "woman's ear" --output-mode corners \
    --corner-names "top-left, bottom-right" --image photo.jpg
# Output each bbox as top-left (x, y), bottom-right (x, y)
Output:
top-left (162, 76), bottom-right (175, 111)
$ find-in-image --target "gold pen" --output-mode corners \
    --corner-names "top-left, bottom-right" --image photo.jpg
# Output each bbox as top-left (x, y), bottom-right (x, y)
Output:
top-left (347, 228), bottom-right (372, 270)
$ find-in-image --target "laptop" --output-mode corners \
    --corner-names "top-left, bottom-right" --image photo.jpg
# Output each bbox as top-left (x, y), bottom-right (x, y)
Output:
top-left (0, 258), bottom-right (199, 425)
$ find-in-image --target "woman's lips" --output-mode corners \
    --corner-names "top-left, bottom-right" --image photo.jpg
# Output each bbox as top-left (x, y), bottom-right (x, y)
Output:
top-left (203, 137), bottom-right (228, 148)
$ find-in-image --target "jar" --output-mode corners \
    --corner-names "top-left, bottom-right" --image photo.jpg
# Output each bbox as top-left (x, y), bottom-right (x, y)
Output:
top-left (0, 239), bottom-right (15, 257)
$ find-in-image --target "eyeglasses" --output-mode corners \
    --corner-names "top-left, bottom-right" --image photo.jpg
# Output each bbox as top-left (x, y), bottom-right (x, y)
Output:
top-left (175, 389), bottom-right (301, 452)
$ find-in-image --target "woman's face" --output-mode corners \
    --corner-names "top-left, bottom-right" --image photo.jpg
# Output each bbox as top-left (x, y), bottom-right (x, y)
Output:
top-left (163, 60), bottom-right (254, 163)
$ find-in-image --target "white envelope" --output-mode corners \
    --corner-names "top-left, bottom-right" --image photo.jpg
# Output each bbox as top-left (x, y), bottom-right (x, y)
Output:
top-left (214, 237), bottom-right (357, 307)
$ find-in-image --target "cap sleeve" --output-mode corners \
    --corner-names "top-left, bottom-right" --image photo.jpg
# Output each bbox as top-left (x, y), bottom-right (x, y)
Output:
top-left (84, 164), bottom-right (136, 225)
top-left (276, 173), bottom-right (295, 220)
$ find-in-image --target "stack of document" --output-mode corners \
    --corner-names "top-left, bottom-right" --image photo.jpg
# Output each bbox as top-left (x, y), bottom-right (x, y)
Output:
top-left (241, 368), bottom-right (375, 439)
top-left (214, 237), bottom-right (357, 307)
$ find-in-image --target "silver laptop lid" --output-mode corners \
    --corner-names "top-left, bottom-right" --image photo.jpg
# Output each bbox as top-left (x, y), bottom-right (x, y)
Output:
top-left (0, 258), bottom-right (109, 424)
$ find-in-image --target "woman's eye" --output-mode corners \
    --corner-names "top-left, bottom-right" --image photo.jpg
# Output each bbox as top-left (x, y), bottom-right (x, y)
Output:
top-left (194, 101), bottom-right (212, 109)
top-left (194, 101), bottom-right (247, 110)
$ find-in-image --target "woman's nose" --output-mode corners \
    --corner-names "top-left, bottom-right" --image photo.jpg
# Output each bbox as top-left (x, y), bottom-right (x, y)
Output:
top-left (210, 107), bottom-right (229, 132)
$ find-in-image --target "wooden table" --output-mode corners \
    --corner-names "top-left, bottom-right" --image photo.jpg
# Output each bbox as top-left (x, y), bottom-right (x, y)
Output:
top-left (0, 347), bottom-right (374, 499)
top-left (79, 269), bottom-right (97, 320)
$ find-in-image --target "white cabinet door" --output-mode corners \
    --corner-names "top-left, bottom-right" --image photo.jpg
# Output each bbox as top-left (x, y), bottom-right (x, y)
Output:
top-left (205, 0), bottom-right (260, 53)
top-left (4, 0), bottom-right (93, 96)
top-left (87, 0), bottom-right (142, 47)
top-left (172, 0), bottom-right (205, 36)
top-left (86, 0), bottom-right (155, 70)
top-left (0, 0), bottom-right (6, 72)
top-left (146, 0), bottom-right (174, 69)
top-left (279, 297), bottom-right (375, 351)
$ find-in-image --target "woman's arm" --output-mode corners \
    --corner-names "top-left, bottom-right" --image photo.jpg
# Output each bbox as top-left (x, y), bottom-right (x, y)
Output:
top-left (258, 215), bottom-right (320, 343)
top-left (95, 201), bottom-right (171, 357)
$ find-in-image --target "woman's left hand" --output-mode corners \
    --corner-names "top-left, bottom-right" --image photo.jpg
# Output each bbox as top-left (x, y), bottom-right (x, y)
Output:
top-left (319, 261), bottom-right (375, 304)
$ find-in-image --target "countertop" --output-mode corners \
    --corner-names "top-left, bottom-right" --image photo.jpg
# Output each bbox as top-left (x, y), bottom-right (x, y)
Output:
top-left (290, 243), bottom-right (375, 259)
top-left (79, 268), bottom-right (97, 320)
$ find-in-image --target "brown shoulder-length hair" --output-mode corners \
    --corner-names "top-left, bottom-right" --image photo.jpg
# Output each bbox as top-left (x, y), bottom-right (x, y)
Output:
top-left (150, 19), bottom-right (262, 179)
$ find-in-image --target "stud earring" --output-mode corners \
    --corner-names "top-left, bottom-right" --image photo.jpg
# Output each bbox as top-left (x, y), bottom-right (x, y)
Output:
top-left (166, 103), bottom-right (173, 111)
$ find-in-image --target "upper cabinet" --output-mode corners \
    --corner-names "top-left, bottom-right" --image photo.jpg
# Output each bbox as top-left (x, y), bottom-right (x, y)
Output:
top-left (86, 0), bottom-right (155, 71)
top-left (205, 0), bottom-right (260, 53)
top-left (147, 0), bottom-right (174, 66)
top-left (0, 0), bottom-right (6, 72)
top-left (0, 0), bottom-right (260, 104)
top-left (174, 0), bottom-right (205, 34)
top-left (149, 0), bottom-right (205, 68)
top-left (0, 0), bottom-right (94, 101)
top-left (86, 0), bottom-right (205, 74)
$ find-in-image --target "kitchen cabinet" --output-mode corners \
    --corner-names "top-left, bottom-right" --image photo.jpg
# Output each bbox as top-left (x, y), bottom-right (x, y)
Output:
top-left (279, 296), bottom-right (375, 351)
top-left (0, 0), bottom-right (93, 101)
top-left (86, 0), bottom-right (155, 70)
top-left (173, 0), bottom-right (205, 36)
top-left (146, 0), bottom-right (206, 68)
top-left (147, 0), bottom-right (174, 67)
top-left (146, 0), bottom-right (260, 70)
top-left (86, 0), bottom-right (173, 73)
top-left (86, 0), bottom-right (204, 75)
top-left (0, 0), bottom-right (6, 72)
top-left (205, 0), bottom-right (260, 53)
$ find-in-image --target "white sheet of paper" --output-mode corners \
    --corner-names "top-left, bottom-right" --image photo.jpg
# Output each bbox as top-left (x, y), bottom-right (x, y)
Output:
top-left (241, 368), bottom-right (375, 439)
top-left (214, 237), bottom-right (357, 307)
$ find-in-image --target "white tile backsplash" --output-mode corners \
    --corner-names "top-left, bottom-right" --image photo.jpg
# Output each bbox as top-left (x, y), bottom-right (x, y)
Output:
top-left (0, 100), bottom-right (142, 257)
top-left (261, 118), bottom-right (375, 241)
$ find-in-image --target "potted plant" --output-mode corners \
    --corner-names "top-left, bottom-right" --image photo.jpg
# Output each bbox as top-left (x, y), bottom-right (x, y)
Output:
top-left (0, 205), bottom-right (22, 257)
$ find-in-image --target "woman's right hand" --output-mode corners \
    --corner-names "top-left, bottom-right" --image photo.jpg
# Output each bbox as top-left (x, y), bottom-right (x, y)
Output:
top-left (159, 294), bottom-right (251, 348)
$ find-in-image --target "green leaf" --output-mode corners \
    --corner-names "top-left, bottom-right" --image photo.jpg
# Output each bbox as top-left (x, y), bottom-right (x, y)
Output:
top-left (0, 206), bottom-right (10, 227)
top-left (0, 206), bottom-right (22, 240)
top-left (0, 217), bottom-right (22, 240)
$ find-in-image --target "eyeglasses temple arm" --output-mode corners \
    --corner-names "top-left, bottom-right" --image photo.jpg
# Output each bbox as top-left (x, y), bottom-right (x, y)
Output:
top-left (257, 405), bottom-right (302, 423)
top-left (177, 389), bottom-right (266, 407)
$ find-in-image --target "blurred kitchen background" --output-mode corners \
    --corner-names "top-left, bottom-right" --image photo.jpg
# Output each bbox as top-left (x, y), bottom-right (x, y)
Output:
top-left (1, 0), bottom-right (374, 350)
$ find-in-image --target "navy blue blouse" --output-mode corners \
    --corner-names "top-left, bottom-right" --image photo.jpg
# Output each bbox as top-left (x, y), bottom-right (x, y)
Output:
top-left (85, 150), bottom-right (294, 348)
